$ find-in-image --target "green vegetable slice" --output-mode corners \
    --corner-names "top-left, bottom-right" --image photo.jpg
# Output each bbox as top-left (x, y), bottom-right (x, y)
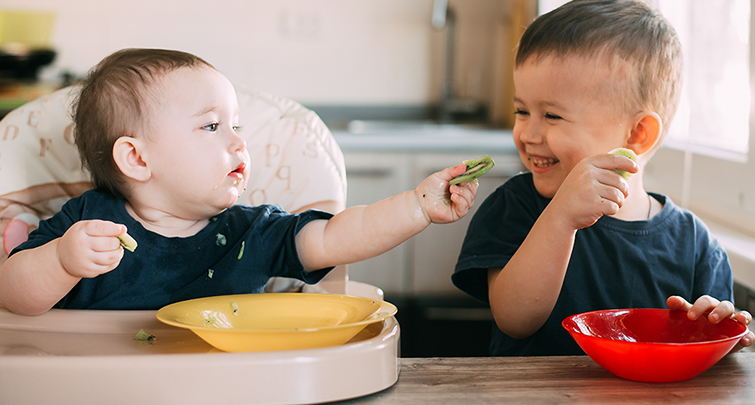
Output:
top-left (449, 154), bottom-right (495, 185)
top-left (117, 232), bottom-right (137, 252)
top-left (134, 329), bottom-right (156, 341)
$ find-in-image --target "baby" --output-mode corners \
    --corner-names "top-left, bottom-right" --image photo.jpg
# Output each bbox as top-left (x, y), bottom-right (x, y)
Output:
top-left (0, 48), bottom-right (478, 315)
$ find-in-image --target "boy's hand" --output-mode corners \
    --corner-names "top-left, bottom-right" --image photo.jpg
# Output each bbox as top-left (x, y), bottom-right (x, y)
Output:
top-left (57, 220), bottom-right (126, 279)
top-left (415, 163), bottom-right (478, 224)
top-left (667, 295), bottom-right (755, 352)
top-left (551, 153), bottom-right (637, 230)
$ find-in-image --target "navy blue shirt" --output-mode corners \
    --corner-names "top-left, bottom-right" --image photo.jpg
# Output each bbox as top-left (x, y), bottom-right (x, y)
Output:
top-left (453, 173), bottom-right (733, 356)
top-left (11, 189), bottom-right (334, 310)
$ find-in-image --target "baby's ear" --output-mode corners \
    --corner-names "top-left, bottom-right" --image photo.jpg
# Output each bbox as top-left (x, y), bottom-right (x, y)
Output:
top-left (113, 136), bottom-right (150, 181)
top-left (627, 112), bottom-right (662, 155)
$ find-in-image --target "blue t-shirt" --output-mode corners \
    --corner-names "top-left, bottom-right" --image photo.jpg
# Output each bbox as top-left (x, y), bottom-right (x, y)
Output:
top-left (453, 173), bottom-right (733, 356)
top-left (11, 189), bottom-right (334, 310)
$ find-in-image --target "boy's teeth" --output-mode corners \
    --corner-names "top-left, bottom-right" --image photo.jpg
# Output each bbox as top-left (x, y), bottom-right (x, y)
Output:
top-left (531, 157), bottom-right (558, 168)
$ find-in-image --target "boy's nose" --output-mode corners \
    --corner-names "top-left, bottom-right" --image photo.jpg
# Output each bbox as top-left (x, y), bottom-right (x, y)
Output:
top-left (516, 121), bottom-right (544, 144)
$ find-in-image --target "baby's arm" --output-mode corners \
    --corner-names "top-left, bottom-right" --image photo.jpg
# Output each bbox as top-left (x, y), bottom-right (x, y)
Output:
top-left (667, 295), bottom-right (754, 352)
top-left (0, 220), bottom-right (126, 315)
top-left (295, 164), bottom-right (477, 271)
top-left (487, 153), bottom-right (637, 338)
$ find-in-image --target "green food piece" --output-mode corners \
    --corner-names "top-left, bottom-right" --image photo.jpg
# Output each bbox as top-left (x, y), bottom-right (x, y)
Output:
top-left (215, 233), bottom-right (227, 246)
top-left (117, 233), bottom-right (138, 252)
top-left (134, 329), bottom-right (156, 341)
top-left (449, 154), bottom-right (495, 185)
top-left (205, 317), bottom-right (216, 324)
top-left (231, 301), bottom-right (239, 315)
top-left (208, 269), bottom-right (214, 279)
top-left (609, 148), bottom-right (638, 180)
top-left (237, 241), bottom-right (245, 260)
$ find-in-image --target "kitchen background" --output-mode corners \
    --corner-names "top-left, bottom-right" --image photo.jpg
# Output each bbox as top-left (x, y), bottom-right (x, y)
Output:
top-left (2, 0), bottom-right (754, 356)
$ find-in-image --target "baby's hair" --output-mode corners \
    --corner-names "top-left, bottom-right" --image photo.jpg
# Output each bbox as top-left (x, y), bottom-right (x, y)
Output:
top-left (516, 0), bottom-right (682, 141)
top-left (72, 48), bottom-right (215, 198)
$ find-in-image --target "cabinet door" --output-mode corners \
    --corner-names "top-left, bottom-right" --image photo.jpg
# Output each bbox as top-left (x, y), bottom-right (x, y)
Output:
top-left (411, 153), bottom-right (523, 295)
top-left (342, 152), bottom-right (414, 295)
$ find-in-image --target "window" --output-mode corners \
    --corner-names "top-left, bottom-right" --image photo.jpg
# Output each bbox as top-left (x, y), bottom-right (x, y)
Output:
top-left (656, 0), bottom-right (750, 162)
top-left (539, 0), bottom-right (751, 162)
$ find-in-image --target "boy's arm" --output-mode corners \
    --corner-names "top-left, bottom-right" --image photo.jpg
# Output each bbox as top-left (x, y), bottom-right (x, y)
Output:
top-left (295, 164), bottom-right (477, 271)
top-left (0, 220), bottom-right (126, 315)
top-left (487, 154), bottom-right (636, 338)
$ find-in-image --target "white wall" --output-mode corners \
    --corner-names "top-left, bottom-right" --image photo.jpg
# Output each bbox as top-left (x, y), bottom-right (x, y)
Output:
top-left (6, 0), bottom-right (511, 107)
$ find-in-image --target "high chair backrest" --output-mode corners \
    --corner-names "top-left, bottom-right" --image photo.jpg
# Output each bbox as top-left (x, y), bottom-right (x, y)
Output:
top-left (0, 85), bottom-right (347, 269)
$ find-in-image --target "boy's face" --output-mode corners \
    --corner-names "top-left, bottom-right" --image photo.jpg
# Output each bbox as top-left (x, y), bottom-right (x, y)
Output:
top-left (141, 67), bottom-right (250, 217)
top-left (512, 55), bottom-right (634, 199)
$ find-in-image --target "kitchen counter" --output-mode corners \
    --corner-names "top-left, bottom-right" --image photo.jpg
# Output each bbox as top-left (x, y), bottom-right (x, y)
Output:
top-left (335, 353), bottom-right (755, 404)
top-left (331, 125), bottom-right (516, 154)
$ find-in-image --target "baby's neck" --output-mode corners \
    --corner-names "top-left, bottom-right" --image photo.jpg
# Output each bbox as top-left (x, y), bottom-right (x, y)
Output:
top-left (125, 201), bottom-right (210, 238)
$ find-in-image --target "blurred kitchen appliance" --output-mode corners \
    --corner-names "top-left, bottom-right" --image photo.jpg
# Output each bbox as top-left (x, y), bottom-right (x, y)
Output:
top-left (0, 11), bottom-right (56, 80)
top-left (432, 0), bottom-right (486, 123)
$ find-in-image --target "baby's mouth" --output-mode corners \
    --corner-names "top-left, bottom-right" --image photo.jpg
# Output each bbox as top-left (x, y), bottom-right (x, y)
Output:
top-left (530, 156), bottom-right (559, 169)
top-left (229, 162), bottom-right (246, 182)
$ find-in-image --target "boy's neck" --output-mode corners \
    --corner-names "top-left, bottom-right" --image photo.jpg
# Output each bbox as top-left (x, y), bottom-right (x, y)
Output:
top-left (609, 170), bottom-right (658, 221)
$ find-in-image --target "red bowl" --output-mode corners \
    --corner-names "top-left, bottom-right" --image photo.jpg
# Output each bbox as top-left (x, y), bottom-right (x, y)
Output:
top-left (562, 308), bottom-right (748, 382)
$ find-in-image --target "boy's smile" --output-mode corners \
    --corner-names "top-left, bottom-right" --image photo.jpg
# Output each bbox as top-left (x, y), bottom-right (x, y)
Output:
top-left (512, 54), bottom-right (634, 199)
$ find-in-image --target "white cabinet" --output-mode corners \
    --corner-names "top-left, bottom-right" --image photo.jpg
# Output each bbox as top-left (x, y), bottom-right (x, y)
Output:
top-left (343, 150), bottom-right (523, 297)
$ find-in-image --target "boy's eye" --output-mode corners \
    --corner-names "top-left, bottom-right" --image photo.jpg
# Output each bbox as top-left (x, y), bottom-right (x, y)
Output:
top-left (232, 125), bottom-right (241, 133)
top-left (514, 109), bottom-right (529, 117)
top-left (545, 113), bottom-right (562, 120)
top-left (202, 122), bottom-right (219, 132)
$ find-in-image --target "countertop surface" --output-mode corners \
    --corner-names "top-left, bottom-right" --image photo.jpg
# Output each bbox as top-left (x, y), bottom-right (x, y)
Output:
top-left (335, 353), bottom-right (755, 404)
top-left (332, 124), bottom-right (516, 153)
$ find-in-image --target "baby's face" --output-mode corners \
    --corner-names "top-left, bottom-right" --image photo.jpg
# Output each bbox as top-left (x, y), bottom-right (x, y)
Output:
top-left (512, 54), bottom-right (634, 198)
top-left (140, 66), bottom-right (250, 217)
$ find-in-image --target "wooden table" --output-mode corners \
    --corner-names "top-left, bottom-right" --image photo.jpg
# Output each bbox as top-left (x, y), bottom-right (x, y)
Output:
top-left (336, 353), bottom-right (755, 404)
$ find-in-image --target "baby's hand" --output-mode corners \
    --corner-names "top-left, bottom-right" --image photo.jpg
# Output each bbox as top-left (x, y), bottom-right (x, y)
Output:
top-left (415, 163), bottom-right (478, 224)
top-left (551, 153), bottom-right (638, 230)
top-left (57, 220), bottom-right (127, 279)
top-left (667, 295), bottom-right (755, 352)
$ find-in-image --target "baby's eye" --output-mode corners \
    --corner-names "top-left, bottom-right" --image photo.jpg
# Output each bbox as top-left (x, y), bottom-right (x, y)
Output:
top-left (232, 125), bottom-right (241, 133)
top-left (202, 122), bottom-right (219, 132)
top-left (544, 113), bottom-right (563, 120)
top-left (514, 109), bottom-right (529, 117)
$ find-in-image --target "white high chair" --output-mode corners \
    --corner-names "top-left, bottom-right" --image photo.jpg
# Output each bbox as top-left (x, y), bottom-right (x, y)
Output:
top-left (0, 84), bottom-right (381, 299)
top-left (0, 86), bottom-right (398, 405)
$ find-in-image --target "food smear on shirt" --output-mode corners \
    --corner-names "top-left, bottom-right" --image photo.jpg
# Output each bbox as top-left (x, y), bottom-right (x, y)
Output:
top-left (237, 241), bottom-right (245, 260)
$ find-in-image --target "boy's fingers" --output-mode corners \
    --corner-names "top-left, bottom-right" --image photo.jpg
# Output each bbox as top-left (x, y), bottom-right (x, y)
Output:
top-left (666, 295), bottom-right (691, 311)
top-left (707, 300), bottom-right (735, 323)
top-left (686, 295), bottom-right (720, 320)
top-left (736, 310), bottom-right (753, 325)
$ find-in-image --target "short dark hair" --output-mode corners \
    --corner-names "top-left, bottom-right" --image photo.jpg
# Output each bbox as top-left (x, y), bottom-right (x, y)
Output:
top-left (516, 0), bottom-right (683, 140)
top-left (72, 48), bottom-right (215, 198)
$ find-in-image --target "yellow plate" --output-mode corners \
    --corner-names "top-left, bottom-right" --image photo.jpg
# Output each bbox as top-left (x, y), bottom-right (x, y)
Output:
top-left (156, 293), bottom-right (398, 352)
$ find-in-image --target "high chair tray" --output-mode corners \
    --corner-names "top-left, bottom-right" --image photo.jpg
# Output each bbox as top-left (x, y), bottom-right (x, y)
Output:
top-left (0, 304), bottom-right (399, 404)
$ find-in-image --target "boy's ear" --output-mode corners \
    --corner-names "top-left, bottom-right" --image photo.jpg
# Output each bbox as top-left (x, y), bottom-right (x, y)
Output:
top-left (627, 111), bottom-right (662, 156)
top-left (113, 136), bottom-right (150, 181)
